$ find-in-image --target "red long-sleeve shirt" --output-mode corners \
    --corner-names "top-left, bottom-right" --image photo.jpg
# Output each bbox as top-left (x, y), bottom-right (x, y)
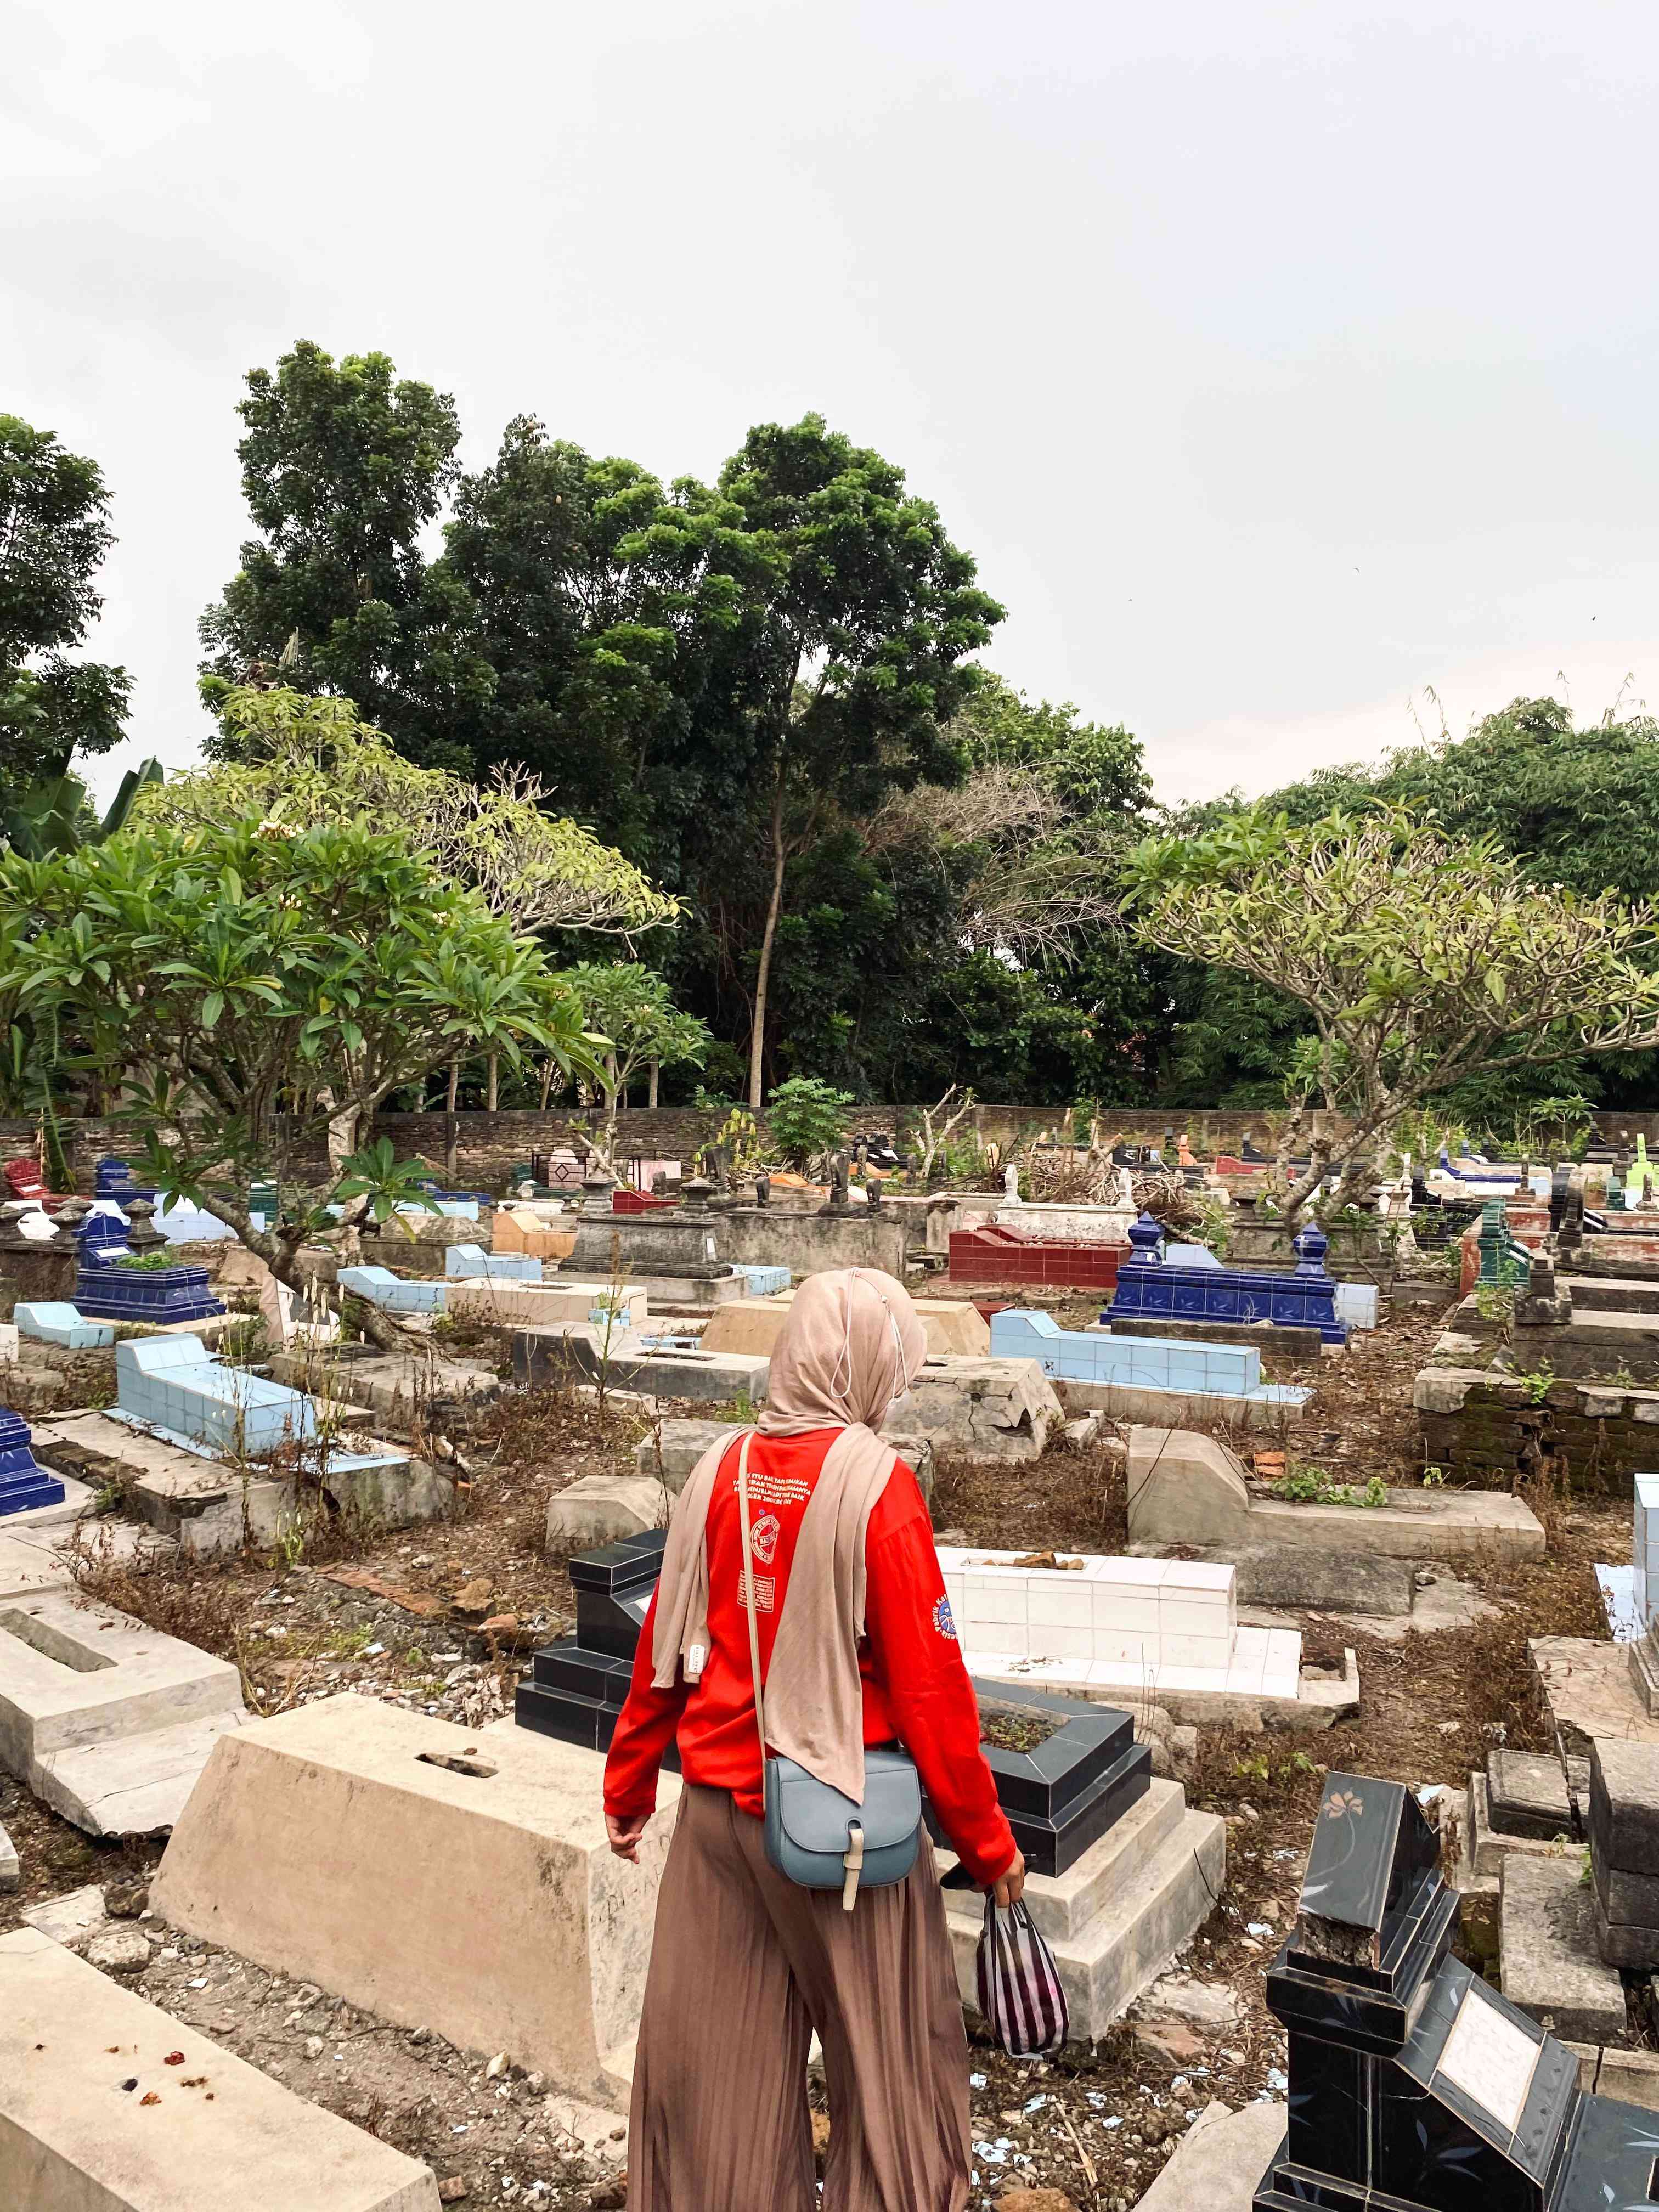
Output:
top-left (603, 1427), bottom-right (1017, 1887)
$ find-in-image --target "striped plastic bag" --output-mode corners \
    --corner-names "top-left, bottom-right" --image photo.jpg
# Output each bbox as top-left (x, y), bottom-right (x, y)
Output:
top-left (976, 1895), bottom-right (1069, 2056)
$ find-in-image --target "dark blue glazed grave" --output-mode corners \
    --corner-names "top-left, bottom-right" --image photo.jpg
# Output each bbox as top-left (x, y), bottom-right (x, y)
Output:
top-left (0, 1408), bottom-right (66, 1516)
top-left (1107, 1211), bottom-right (1349, 1344)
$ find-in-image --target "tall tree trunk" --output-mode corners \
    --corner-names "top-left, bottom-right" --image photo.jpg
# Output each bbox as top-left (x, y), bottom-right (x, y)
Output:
top-left (748, 760), bottom-right (787, 1111)
top-left (647, 1059), bottom-right (659, 1109)
top-left (445, 1058), bottom-right (460, 1180)
top-left (539, 1058), bottom-right (556, 1111)
top-left (487, 1053), bottom-right (499, 1112)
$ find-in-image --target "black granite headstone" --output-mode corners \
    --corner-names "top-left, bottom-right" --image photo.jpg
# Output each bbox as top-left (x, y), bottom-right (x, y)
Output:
top-left (1254, 1770), bottom-right (1659, 2212)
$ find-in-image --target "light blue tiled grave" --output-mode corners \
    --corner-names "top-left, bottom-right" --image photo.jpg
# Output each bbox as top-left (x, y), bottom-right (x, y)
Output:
top-left (338, 1266), bottom-right (448, 1315)
top-left (444, 1244), bottom-right (541, 1281)
top-left (989, 1306), bottom-right (1311, 1413)
top-left (15, 1301), bottom-right (115, 1349)
top-left (734, 1264), bottom-right (792, 1296)
top-left (1164, 1243), bottom-right (1221, 1270)
top-left (115, 1335), bottom-right (318, 1456)
top-left (1333, 1282), bottom-right (1379, 1330)
top-left (154, 1198), bottom-right (236, 1243)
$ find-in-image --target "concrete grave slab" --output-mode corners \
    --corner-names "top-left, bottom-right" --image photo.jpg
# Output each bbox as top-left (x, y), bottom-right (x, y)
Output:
top-left (891, 1355), bottom-right (1063, 1462)
top-left (1127, 1426), bottom-right (1544, 1562)
top-left (0, 1587), bottom-right (247, 1835)
top-left (1134, 2099), bottom-right (1289, 2212)
top-left (0, 1532), bottom-right (72, 1600)
top-left (1532, 1634), bottom-right (1659, 1754)
top-left (20, 1883), bottom-right (108, 1943)
top-left (546, 1474), bottom-right (671, 1551)
top-left (151, 1695), bottom-right (679, 2108)
top-left (513, 1325), bottom-right (770, 1407)
top-left (1500, 1852), bottom-right (1628, 2042)
top-left (701, 1293), bottom-right (989, 1360)
top-left (443, 1278), bottom-right (648, 1331)
top-left (0, 1924), bottom-right (440, 2211)
top-left (938, 1778), bottom-right (1226, 2040)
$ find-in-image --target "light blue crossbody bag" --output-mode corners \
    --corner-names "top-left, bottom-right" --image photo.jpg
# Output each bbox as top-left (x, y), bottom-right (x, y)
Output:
top-left (736, 1429), bottom-right (923, 1910)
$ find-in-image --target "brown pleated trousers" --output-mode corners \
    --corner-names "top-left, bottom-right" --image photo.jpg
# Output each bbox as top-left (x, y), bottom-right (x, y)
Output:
top-left (626, 1785), bottom-right (972, 2212)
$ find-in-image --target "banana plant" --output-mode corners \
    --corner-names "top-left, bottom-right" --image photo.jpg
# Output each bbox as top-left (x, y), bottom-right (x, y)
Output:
top-left (0, 756), bottom-right (162, 858)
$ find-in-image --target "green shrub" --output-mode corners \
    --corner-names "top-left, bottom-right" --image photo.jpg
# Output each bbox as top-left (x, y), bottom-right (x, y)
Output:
top-left (766, 1077), bottom-right (854, 1169)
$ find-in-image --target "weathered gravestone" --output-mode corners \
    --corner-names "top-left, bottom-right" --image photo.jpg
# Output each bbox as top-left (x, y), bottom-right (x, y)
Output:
top-left (1253, 1770), bottom-right (1659, 2212)
top-left (1588, 1738), bottom-right (1659, 1967)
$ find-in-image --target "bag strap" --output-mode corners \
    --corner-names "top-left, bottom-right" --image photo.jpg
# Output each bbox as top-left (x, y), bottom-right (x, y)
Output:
top-left (736, 1429), bottom-right (768, 1761)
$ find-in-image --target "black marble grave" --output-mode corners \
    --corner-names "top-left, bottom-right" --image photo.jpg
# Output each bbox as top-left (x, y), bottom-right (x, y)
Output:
top-left (514, 1530), bottom-right (679, 1764)
top-left (1255, 1770), bottom-right (1659, 2212)
top-left (931, 1679), bottom-right (1152, 1879)
top-left (516, 1539), bottom-right (1149, 1874)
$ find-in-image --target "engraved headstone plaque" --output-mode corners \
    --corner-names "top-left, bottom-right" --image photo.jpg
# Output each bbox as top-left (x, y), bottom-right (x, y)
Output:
top-left (1435, 1984), bottom-right (1539, 2136)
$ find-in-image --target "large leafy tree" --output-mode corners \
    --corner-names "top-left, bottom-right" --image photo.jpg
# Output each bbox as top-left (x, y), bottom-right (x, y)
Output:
top-left (1, 414), bottom-right (131, 791)
top-left (623, 415), bottom-right (1005, 1105)
top-left (1126, 805), bottom-right (1659, 1221)
top-left (0, 814), bottom-right (595, 1319)
top-left (198, 343), bottom-right (477, 754)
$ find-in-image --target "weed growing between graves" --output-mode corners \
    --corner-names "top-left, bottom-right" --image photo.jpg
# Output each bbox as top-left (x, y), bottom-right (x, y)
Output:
top-left (1273, 1465), bottom-right (1390, 1508)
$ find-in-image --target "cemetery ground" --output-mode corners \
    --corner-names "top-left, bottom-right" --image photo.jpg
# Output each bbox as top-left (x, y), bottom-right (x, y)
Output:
top-left (0, 1300), bottom-right (1626, 2212)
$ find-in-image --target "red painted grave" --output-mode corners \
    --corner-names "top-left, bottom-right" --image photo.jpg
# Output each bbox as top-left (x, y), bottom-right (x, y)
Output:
top-left (947, 1222), bottom-right (1125, 1291)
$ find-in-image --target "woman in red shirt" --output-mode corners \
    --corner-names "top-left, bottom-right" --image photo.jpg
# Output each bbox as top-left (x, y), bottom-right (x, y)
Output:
top-left (605, 1268), bottom-right (1021, 2212)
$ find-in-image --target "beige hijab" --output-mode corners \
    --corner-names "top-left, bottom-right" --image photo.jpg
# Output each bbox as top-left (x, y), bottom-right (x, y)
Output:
top-left (649, 1268), bottom-right (928, 1801)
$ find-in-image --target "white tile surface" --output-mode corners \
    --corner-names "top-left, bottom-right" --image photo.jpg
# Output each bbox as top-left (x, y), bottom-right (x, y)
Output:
top-left (1092, 1590), bottom-right (1160, 1632)
top-left (1158, 1598), bottom-right (1231, 1638)
top-left (1027, 1622), bottom-right (1096, 1661)
top-left (1160, 1633), bottom-right (1235, 1670)
top-left (1033, 1580), bottom-right (1093, 1627)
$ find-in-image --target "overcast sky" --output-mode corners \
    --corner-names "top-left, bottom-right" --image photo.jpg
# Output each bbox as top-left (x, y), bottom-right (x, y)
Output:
top-left (7, 1), bottom-right (1657, 812)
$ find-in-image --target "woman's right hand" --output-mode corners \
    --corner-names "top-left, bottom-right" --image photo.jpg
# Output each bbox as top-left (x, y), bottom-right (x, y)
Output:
top-left (988, 1848), bottom-right (1026, 1908)
top-left (606, 1811), bottom-right (651, 1863)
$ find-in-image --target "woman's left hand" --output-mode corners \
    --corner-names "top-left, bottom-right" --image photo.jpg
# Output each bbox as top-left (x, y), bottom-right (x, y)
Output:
top-left (607, 1811), bottom-right (651, 1862)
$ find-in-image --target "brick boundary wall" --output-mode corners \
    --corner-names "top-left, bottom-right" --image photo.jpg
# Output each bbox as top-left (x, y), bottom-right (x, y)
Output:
top-left (1, 1104), bottom-right (1656, 1198)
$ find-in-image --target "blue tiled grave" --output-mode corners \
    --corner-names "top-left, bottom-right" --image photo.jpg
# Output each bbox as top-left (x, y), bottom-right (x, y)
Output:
top-left (444, 1243), bottom-right (541, 1282)
top-left (338, 1265), bottom-right (448, 1315)
top-left (153, 1198), bottom-right (236, 1244)
top-left (990, 1307), bottom-right (1311, 1412)
top-left (114, 1335), bottom-right (319, 1457)
top-left (15, 1301), bottom-right (115, 1349)
top-left (0, 1407), bottom-right (66, 1516)
top-left (95, 1156), bottom-right (155, 1205)
top-left (74, 1220), bottom-right (225, 1325)
top-left (1106, 1212), bottom-right (1348, 1346)
top-left (733, 1263), bottom-right (792, 1296)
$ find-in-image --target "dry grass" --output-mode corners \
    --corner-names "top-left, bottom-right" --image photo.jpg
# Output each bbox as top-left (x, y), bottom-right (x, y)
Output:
top-left (929, 1434), bottom-right (1127, 1552)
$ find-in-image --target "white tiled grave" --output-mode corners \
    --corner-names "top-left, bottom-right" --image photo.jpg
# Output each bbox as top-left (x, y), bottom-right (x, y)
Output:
top-left (935, 1545), bottom-right (1302, 1702)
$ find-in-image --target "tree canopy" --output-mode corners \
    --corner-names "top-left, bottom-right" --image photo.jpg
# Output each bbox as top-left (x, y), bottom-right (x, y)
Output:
top-left (0, 809), bottom-right (594, 1290)
top-left (1, 414), bottom-right (131, 789)
top-left (1127, 804), bottom-right (1659, 1216)
top-left (148, 685), bottom-right (678, 937)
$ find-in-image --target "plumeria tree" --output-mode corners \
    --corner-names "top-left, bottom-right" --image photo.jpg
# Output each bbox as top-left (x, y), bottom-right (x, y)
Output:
top-left (1125, 805), bottom-right (1659, 1223)
top-left (564, 962), bottom-right (710, 1155)
top-left (0, 812), bottom-right (597, 1335)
